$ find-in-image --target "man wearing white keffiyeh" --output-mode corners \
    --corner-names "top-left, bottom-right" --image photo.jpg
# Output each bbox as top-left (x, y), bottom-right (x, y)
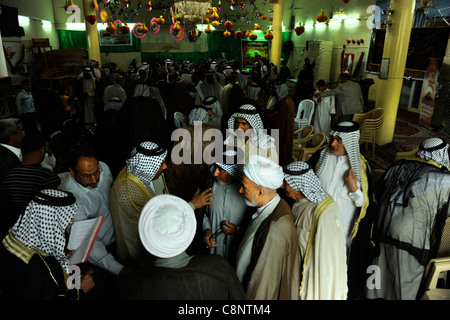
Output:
top-left (283, 161), bottom-right (347, 300)
top-left (110, 141), bottom-right (215, 267)
top-left (1, 189), bottom-right (95, 299)
top-left (224, 104), bottom-right (279, 164)
top-left (366, 137), bottom-right (450, 300)
top-left (203, 95), bottom-right (223, 130)
top-left (308, 121), bottom-right (377, 300)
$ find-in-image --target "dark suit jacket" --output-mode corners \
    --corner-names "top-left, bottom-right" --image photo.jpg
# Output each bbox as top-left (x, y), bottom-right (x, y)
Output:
top-left (0, 144), bottom-right (21, 236)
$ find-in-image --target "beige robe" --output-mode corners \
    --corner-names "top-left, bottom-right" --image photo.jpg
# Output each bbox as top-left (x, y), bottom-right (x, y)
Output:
top-left (293, 197), bottom-right (348, 300)
top-left (236, 195), bottom-right (300, 300)
top-left (110, 167), bottom-right (168, 267)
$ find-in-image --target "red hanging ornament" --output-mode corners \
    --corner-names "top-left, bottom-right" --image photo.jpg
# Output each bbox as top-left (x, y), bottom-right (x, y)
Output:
top-left (294, 24), bottom-right (305, 36)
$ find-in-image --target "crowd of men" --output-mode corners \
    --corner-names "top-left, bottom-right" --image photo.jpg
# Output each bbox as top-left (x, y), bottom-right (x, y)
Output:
top-left (0, 55), bottom-right (449, 301)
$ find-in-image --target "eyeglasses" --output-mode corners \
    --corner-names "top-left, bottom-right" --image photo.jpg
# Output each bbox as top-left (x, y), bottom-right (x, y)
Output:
top-left (76, 166), bottom-right (102, 181)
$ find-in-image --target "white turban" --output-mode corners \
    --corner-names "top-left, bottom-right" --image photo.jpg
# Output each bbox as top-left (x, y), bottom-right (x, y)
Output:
top-left (139, 195), bottom-right (196, 258)
top-left (243, 154), bottom-right (284, 189)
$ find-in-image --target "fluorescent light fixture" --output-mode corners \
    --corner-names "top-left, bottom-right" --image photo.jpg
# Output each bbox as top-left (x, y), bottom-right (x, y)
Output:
top-left (304, 23), bottom-right (314, 29)
top-left (329, 20), bottom-right (342, 27)
top-left (66, 22), bottom-right (86, 30)
top-left (344, 17), bottom-right (360, 25)
top-left (42, 20), bottom-right (52, 30)
top-left (315, 23), bottom-right (326, 29)
top-left (18, 15), bottom-right (30, 26)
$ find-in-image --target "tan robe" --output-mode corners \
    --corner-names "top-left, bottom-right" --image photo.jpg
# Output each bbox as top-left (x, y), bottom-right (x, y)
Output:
top-left (292, 197), bottom-right (348, 300)
top-left (110, 167), bottom-right (168, 267)
top-left (236, 195), bottom-right (300, 300)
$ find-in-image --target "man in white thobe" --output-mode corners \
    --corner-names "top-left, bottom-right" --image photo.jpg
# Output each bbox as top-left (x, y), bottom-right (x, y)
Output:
top-left (313, 80), bottom-right (335, 135)
top-left (203, 149), bottom-right (249, 265)
top-left (283, 161), bottom-right (347, 300)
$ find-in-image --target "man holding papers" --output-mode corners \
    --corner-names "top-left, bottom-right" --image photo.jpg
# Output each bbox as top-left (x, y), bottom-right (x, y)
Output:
top-left (59, 143), bottom-right (132, 298)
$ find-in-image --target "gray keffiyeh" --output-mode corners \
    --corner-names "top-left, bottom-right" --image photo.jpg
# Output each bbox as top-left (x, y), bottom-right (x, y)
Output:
top-left (416, 137), bottom-right (450, 167)
top-left (203, 96), bottom-right (223, 119)
top-left (11, 189), bottom-right (78, 272)
top-left (246, 83), bottom-right (262, 101)
top-left (316, 121), bottom-right (361, 181)
top-left (284, 161), bottom-right (327, 204)
top-left (274, 81), bottom-right (289, 101)
top-left (188, 106), bottom-right (210, 125)
top-left (126, 141), bottom-right (168, 185)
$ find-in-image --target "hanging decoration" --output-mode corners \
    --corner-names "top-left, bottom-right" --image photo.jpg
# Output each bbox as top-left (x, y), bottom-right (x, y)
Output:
top-left (106, 20), bottom-right (117, 33)
top-left (133, 22), bottom-right (148, 38)
top-left (156, 15), bottom-right (166, 24)
top-left (64, 0), bottom-right (75, 11)
top-left (230, 0), bottom-right (236, 10)
top-left (100, 9), bottom-right (109, 23)
top-left (210, 7), bottom-right (220, 20)
top-left (86, 11), bottom-right (98, 25)
top-left (253, 23), bottom-right (261, 30)
top-left (147, 1), bottom-right (153, 11)
top-left (264, 28), bottom-right (273, 41)
top-left (119, 23), bottom-right (130, 35)
top-left (223, 30), bottom-right (231, 37)
top-left (234, 29), bottom-right (243, 40)
top-left (93, 0), bottom-right (100, 11)
top-left (170, 23), bottom-right (185, 40)
top-left (150, 17), bottom-right (161, 33)
top-left (248, 32), bottom-right (257, 40)
top-left (173, 0), bottom-right (212, 25)
top-left (205, 23), bottom-right (213, 33)
top-left (294, 24), bottom-right (305, 36)
top-left (187, 28), bottom-right (202, 42)
top-left (170, 7), bottom-right (185, 41)
top-left (211, 20), bottom-right (220, 27)
top-left (224, 20), bottom-right (233, 30)
top-left (316, 9), bottom-right (328, 23)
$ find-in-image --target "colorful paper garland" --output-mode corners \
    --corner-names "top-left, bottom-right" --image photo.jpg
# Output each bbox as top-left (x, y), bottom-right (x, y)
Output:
top-left (93, 0), bottom-right (99, 11)
top-left (133, 23), bottom-right (148, 38)
top-left (170, 23), bottom-right (184, 41)
top-left (100, 9), bottom-right (109, 23)
top-left (150, 17), bottom-right (160, 34)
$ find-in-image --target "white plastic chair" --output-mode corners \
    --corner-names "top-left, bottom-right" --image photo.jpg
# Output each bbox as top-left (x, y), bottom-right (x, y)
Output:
top-left (294, 99), bottom-right (315, 131)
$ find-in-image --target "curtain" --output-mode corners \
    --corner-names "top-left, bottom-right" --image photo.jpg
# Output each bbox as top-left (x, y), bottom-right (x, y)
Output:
top-left (57, 30), bottom-right (141, 52)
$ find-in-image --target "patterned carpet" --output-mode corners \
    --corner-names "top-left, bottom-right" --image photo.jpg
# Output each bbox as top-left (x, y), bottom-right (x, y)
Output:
top-left (362, 108), bottom-right (450, 170)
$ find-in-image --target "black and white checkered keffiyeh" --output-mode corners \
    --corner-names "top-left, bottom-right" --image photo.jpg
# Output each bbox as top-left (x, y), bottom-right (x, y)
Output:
top-left (11, 189), bottom-right (78, 272)
top-left (188, 106), bottom-right (210, 125)
top-left (214, 149), bottom-right (244, 180)
top-left (416, 137), bottom-right (450, 167)
top-left (126, 141), bottom-right (168, 185)
top-left (316, 121), bottom-right (361, 181)
top-left (284, 161), bottom-right (327, 204)
top-left (203, 96), bottom-right (223, 119)
top-left (225, 104), bottom-right (275, 149)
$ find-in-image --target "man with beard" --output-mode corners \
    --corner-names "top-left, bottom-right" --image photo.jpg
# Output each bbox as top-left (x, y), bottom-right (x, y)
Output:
top-left (59, 143), bottom-right (132, 298)
top-left (235, 154), bottom-right (300, 299)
